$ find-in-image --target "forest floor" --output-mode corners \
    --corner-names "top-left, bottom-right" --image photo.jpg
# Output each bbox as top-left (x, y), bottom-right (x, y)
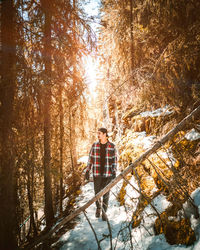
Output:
top-left (49, 107), bottom-right (200, 250)
top-left (51, 175), bottom-right (200, 250)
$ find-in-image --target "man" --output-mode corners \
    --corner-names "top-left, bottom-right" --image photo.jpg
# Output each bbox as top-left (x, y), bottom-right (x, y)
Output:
top-left (85, 127), bottom-right (117, 221)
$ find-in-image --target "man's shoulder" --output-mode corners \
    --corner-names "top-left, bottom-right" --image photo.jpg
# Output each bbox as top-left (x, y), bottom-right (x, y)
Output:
top-left (107, 141), bottom-right (116, 148)
top-left (91, 141), bottom-right (115, 148)
top-left (92, 142), bottom-right (100, 147)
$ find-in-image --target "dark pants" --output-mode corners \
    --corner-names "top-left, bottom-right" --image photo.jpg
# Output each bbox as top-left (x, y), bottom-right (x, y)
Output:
top-left (93, 176), bottom-right (113, 212)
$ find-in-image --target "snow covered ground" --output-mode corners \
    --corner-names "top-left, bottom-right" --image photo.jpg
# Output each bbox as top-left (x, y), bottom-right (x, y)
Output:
top-left (55, 176), bottom-right (200, 250)
top-left (54, 107), bottom-right (200, 249)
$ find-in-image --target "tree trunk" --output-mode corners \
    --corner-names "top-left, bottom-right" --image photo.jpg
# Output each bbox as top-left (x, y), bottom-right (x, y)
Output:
top-left (41, 0), bottom-right (54, 228)
top-left (27, 168), bottom-right (37, 238)
top-left (71, 110), bottom-right (77, 169)
top-left (25, 100), bottom-right (38, 238)
top-left (59, 85), bottom-right (64, 214)
top-left (27, 160), bottom-right (37, 238)
top-left (71, 0), bottom-right (78, 174)
top-left (68, 105), bottom-right (77, 179)
top-left (30, 124), bottom-right (38, 236)
top-left (0, 0), bottom-right (18, 249)
top-left (130, 0), bottom-right (134, 72)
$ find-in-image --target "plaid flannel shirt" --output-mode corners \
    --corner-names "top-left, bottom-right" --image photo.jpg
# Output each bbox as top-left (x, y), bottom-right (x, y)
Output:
top-left (86, 141), bottom-right (117, 177)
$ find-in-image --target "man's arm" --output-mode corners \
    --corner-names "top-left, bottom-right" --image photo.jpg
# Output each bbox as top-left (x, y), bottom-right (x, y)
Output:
top-left (85, 144), bottom-right (94, 180)
top-left (112, 146), bottom-right (117, 178)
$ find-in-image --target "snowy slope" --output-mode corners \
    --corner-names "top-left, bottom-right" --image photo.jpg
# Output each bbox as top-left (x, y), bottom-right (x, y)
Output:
top-left (55, 107), bottom-right (200, 249)
top-left (54, 177), bottom-right (200, 250)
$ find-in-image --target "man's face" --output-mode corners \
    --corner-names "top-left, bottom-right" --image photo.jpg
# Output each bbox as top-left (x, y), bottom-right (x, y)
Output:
top-left (98, 131), bottom-right (107, 141)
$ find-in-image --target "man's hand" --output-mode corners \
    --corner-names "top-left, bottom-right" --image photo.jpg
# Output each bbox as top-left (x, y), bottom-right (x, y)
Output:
top-left (85, 171), bottom-right (89, 181)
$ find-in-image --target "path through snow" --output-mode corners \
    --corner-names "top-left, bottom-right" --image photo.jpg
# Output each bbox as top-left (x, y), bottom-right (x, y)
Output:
top-left (54, 176), bottom-right (200, 250)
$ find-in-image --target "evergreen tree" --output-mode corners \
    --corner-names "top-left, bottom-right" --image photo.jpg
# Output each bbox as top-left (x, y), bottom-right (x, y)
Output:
top-left (99, 0), bottom-right (200, 112)
top-left (0, 0), bottom-right (18, 248)
top-left (41, 0), bottom-right (54, 227)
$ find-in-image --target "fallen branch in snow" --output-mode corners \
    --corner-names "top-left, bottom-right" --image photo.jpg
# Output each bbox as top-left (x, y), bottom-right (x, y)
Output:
top-left (122, 175), bottom-right (163, 224)
top-left (24, 104), bottom-right (200, 249)
top-left (122, 202), bottom-right (134, 249)
top-left (155, 150), bottom-right (197, 210)
top-left (83, 211), bottom-right (102, 250)
top-left (109, 188), bottom-right (134, 249)
top-left (101, 206), bottom-right (113, 249)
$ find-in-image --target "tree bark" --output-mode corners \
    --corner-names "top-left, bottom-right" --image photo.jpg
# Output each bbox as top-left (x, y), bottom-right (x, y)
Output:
top-left (0, 0), bottom-right (18, 249)
top-left (41, 0), bottom-right (54, 228)
top-left (27, 162), bottom-right (38, 238)
top-left (130, 0), bottom-right (134, 72)
top-left (68, 105), bottom-right (77, 181)
top-left (25, 104), bottom-right (38, 238)
top-left (59, 85), bottom-right (64, 214)
top-left (71, 0), bottom-right (78, 174)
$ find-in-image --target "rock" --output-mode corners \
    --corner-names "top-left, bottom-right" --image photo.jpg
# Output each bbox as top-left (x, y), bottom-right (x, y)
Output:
top-left (183, 200), bottom-right (199, 219)
top-left (154, 211), bottom-right (196, 246)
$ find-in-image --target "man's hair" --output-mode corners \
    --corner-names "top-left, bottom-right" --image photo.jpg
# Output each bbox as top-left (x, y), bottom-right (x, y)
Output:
top-left (98, 127), bottom-right (108, 137)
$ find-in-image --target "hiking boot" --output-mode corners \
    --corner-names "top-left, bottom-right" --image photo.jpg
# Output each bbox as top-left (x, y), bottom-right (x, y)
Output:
top-left (102, 211), bottom-right (107, 221)
top-left (95, 208), bottom-right (101, 218)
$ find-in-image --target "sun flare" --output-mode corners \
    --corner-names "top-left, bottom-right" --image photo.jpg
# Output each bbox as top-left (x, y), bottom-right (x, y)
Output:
top-left (84, 55), bottom-right (98, 98)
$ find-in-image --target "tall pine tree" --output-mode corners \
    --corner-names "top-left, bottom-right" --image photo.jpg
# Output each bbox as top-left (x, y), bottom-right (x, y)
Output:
top-left (0, 0), bottom-right (18, 248)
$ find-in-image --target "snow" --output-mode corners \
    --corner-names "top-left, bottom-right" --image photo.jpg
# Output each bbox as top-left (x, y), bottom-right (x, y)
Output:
top-left (185, 129), bottom-right (200, 141)
top-left (140, 106), bottom-right (173, 118)
top-left (54, 176), bottom-right (200, 250)
top-left (62, 196), bottom-right (69, 211)
top-left (192, 188), bottom-right (200, 207)
top-left (119, 131), bottom-right (156, 153)
top-left (144, 194), bottom-right (171, 215)
top-left (78, 156), bottom-right (89, 164)
top-left (132, 132), bottom-right (156, 150)
top-left (124, 176), bottom-right (140, 210)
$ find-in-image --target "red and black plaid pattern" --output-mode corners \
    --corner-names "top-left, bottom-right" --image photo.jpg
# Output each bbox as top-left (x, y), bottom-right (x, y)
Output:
top-left (86, 141), bottom-right (117, 177)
